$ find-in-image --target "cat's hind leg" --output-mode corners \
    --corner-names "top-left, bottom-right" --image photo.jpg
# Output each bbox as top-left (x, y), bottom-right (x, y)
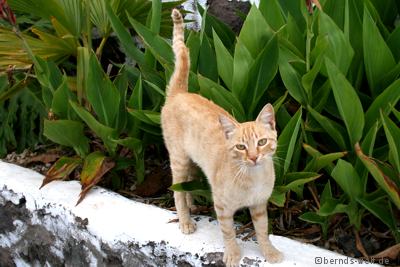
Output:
top-left (170, 153), bottom-right (197, 234)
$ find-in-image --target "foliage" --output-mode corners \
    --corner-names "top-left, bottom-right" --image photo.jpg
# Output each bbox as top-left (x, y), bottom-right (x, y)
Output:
top-left (0, 73), bottom-right (45, 157)
top-left (109, 0), bottom-right (399, 241)
top-left (0, 0), bottom-right (183, 204)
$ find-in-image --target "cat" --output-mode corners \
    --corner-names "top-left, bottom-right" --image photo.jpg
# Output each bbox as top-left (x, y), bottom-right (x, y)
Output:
top-left (161, 9), bottom-right (283, 267)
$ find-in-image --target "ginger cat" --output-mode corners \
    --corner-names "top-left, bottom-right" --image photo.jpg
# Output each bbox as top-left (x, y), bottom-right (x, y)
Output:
top-left (161, 9), bottom-right (283, 267)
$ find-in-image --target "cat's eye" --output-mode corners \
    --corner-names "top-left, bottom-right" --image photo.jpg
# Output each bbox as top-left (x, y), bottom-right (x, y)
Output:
top-left (235, 144), bottom-right (246, 150)
top-left (257, 138), bottom-right (268, 146)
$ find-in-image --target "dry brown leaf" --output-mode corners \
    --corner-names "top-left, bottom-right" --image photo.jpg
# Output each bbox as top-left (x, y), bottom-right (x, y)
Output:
top-left (372, 243), bottom-right (400, 260)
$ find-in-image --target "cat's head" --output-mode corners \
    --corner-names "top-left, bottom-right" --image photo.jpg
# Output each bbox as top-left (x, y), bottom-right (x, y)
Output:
top-left (219, 103), bottom-right (277, 167)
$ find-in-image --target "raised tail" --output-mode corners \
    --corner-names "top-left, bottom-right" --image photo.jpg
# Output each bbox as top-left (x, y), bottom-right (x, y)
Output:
top-left (167, 9), bottom-right (190, 97)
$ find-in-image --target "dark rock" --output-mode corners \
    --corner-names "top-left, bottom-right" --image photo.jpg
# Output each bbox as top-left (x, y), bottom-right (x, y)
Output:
top-left (0, 247), bottom-right (15, 267)
top-left (207, 0), bottom-right (251, 33)
top-left (0, 197), bottom-right (29, 234)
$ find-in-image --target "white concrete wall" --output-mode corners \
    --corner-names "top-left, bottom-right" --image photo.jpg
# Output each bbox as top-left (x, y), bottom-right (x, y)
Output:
top-left (0, 161), bottom-right (381, 267)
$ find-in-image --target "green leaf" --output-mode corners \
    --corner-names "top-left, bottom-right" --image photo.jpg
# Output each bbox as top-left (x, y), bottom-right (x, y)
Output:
top-left (325, 58), bottom-right (364, 146)
top-left (282, 172), bottom-right (321, 190)
top-left (247, 35), bottom-right (279, 117)
top-left (128, 76), bottom-right (143, 110)
top-left (364, 79), bottom-right (400, 131)
top-left (381, 112), bottom-right (400, 173)
top-left (213, 30), bottom-right (233, 90)
top-left (299, 212), bottom-right (329, 237)
top-left (363, 7), bottom-right (396, 96)
top-left (170, 180), bottom-right (212, 202)
top-left (239, 5), bottom-right (274, 58)
top-left (317, 12), bottom-right (354, 75)
top-left (77, 151), bottom-right (115, 205)
top-left (232, 38), bottom-right (253, 102)
top-left (357, 198), bottom-right (399, 240)
top-left (186, 31), bottom-right (201, 73)
top-left (278, 46), bottom-right (307, 105)
top-left (331, 159), bottom-right (364, 200)
top-left (269, 189), bottom-right (286, 207)
top-left (78, 48), bottom-right (120, 127)
top-left (198, 35), bottom-right (218, 81)
top-left (304, 145), bottom-right (347, 173)
top-left (52, 76), bottom-right (75, 119)
top-left (105, 0), bottom-right (144, 65)
top-left (127, 15), bottom-right (174, 65)
top-left (308, 106), bottom-right (348, 150)
top-left (275, 109), bottom-right (302, 182)
top-left (43, 119), bottom-right (89, 157)
top-left (70, 101), bottom-right (118, 155)
top-left (259, 0), bottom-right (285, 31)
top-left (112, 137), bottom-right (142, 153)
top-left (128, 109), bottom-right (161, 125)
top-left (198, 74), bottom-right (246, 122)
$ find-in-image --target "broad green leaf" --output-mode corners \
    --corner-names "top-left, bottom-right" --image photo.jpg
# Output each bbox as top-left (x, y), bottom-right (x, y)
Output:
top-left (70, 101), bottom-right (118, 155)
top-left (357, 198), bottom-right (399, 240)
top-left (387, 25), bottom-right (400, 61)
top-left (247, 35), bottom-right (279, 117)
top-left (304, 145), bottom-right (347, 173)
top-left (331, 159), bottom-right (364, 200)
top-left (307, 106), bottom-right (348, 150)
top-left (275, 109), bottom-right (302, 182)
top-left (317, 12), bottom-right (354, 75)
top-left (128, 76), bottom-right (143, 110)
top-left (299, 212), bottom-right (329, 237)
top-left (52, 76), bottom-right (74, 119)
top-left (232, 39), bottom-right (254, 102)
top-left (364, 79), bottom-right (400, 131)
top-left (170, 180), bottom-right (212, 202)
top-left (112, 137), bottom-right (142, 154)
top-left (269, 190), bottom-right (286, 207)
top-left (259, 0), bottom-right (286, 30)
top-left (198, 36), bottom-right (218, 81)
top-left (278, 46), bottom-right (307, 105)
top-left (363, 7), bottom-right (396, 96)
top-left (77, 151), bottom-right (115, 205)
top-left (302, 55), bottom-right (323, 96)
top-left (128, 109), bottom-right (161, 125)
top-left (282, 172), bottom-right (321, 190)
top-left (325, 58), bottom-right (364, 146)
top-left (213, 30), bottom-right (233, 90)
top-left (199, 6), bottom-right (235, 49)
top-left (239, 5), bottom-right (274, 58)
top-left (40, 156), bottom-right (82, 188)
top-left (127, 15), bottom-right (174, 65)
top-left (198, 75), bottom-right (246, 122)
top-left (105, 0), bottom-right (144, 65)
top-left (381, 112), bottom-right (400, 173)
top-left (78, 48), bottom-right (120, 127)
top-left (44, 119), bottom-right (89, 157)
top-left (186, 31), bottom-right (201, 72)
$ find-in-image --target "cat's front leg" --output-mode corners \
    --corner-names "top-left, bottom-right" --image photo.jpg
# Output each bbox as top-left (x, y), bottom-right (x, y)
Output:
top-left (250, 204), bottom-right (283, 263)
top-left (214, 203), bottom-right (241, 267)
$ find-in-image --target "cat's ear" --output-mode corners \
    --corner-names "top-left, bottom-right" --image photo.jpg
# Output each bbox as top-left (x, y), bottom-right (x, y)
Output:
top-left (256, 103), bottom-right (275, 130)
top-left (219, 115), bottom-right (238, 139)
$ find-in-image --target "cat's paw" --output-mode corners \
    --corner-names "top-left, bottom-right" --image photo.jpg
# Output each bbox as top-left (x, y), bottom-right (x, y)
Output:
top-left (263, 247), bottom-right (283, 263)
top-left (223, 246), bottom-right (241, 267)
top-left (179, 220), bottom-right (196, 234)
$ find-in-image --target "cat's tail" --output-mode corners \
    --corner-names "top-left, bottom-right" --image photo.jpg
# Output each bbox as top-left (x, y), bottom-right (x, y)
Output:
top-left (167, 9), bottom-right (190, 97)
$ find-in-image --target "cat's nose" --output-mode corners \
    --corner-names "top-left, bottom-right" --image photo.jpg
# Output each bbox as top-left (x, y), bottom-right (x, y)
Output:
top-left (249, 155), bottom-right (258, 163)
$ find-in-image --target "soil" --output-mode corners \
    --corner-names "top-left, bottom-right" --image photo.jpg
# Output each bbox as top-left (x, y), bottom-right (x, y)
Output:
top-left (2, 147), bottom-right (399, 266)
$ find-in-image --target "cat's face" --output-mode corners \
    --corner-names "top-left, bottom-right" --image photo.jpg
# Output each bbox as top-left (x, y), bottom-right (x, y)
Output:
top-left (219, 104), bottom-right (277, 167)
